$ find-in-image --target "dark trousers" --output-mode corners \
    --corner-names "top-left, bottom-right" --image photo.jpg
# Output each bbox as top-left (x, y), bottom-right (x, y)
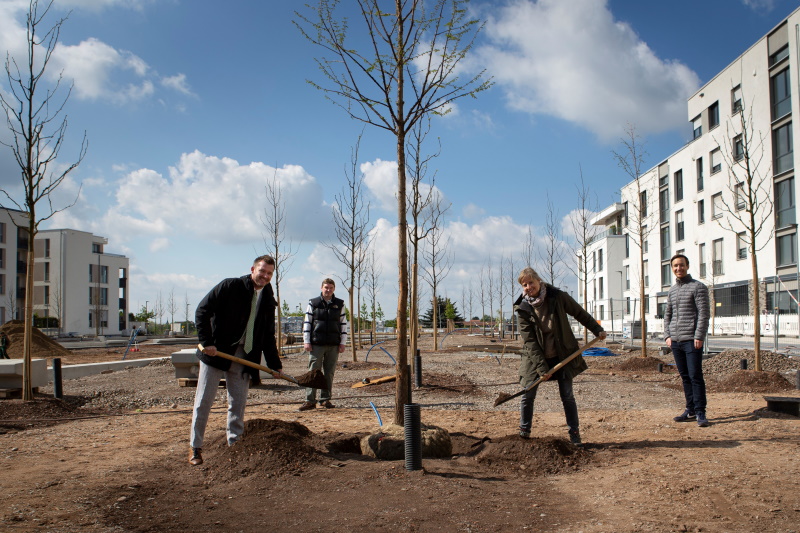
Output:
top-left (671, 340), bottom-right (707, 413)
top-left (519, 374), bottom-right (579, 433)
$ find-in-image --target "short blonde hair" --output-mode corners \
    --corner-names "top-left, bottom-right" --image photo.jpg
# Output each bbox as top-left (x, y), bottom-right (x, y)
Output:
top-left (517, 267), bottom-right (542, 285)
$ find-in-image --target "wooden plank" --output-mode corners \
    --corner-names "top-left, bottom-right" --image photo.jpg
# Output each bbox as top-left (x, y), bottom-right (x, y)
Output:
top-left (178, 379), bottom-right (227, 388)
top-left (351, 375), bottom-right (396, 388)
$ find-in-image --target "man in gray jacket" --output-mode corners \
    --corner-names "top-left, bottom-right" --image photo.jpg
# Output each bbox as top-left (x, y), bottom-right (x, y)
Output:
top-left (664, 254), bottom-right (711, 427)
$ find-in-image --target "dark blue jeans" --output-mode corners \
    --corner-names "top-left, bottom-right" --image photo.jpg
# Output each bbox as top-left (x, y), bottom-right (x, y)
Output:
top-left (519, 374), bottom-right (579, 433)
top-left (671, 340), bottom-right (706, 414)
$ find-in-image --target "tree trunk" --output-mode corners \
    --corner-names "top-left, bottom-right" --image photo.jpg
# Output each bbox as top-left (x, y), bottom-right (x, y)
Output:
top-left (348, 286), bottom-right (357, 362)
top-left (640, 249), bottom-right (647, 358)
top-left (22, 238), bottom-right (35, 400)
top-left (751, 252), bottom-right (761, 371)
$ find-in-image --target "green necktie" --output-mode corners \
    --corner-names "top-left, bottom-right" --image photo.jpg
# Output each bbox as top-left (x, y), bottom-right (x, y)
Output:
top-left (244, 290), bottom-right (258, 353)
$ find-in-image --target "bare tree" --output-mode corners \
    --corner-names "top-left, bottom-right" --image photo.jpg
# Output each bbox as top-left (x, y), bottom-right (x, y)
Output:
top-left (495, 254), bottom-right (507, 339)
top-left (167, 288), bottom-right (179, 334)
top-left (406, 118), bottom-right (439, 362)
top-left (0, 0), bottom-right (87, 399)
top-left (184, 292), bottom-right (191, 335)
top-left (420, 197), bottom-right (452, 350)
top-left (4, 284), bottom-right (16, 323)
top-left (567, 170), bottom-right (600, 344)
top-left (522, 226), bottom-right (535, 269)
top-left (326, 137), bottom-right (370, 362)
top-left (365, 247), bottom-right (383, 342)
top-left (486, 258), bottom-right (495, 338)
top-left (50, 275), bottom-right (62, 335)
top-left (712, 99), bottom-right (773, 370)
top-left (296, 0), bottom-right (492, 424)
top-left (478, 262), bottom-right (488, 335)
top-left (261, 169), bottom-right (298, 354)
top-left (539, 195), bottom-right (567, 287)
top-left (613, 124), bottom-right (656, 357)
top-left (461, 284), bottom-right (473, 333)
top-left (506, 252), bottom-right (518, 338)
top-left (154, 291), bottom-right (165, 334)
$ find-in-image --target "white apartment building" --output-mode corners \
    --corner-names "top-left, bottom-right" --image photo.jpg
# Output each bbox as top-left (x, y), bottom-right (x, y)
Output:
top-left (34, 229), bottom-right (130, 336)
top-left (581, 7), bottom-right (799, 336)
top-left (0, 208), bottom-right (31, 324)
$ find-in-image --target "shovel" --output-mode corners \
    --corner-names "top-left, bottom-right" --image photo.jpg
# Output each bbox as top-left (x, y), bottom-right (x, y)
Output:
top-left (493, 337), bottom-right (602, 407)
top-left (197, 344), bottom-right (328, 389)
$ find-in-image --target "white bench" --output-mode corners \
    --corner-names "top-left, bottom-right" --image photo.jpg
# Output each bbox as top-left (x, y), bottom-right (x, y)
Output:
top-left (0, 359), bottom-right (48, 389)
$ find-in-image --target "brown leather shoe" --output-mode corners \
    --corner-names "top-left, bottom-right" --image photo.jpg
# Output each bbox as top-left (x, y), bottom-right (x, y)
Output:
top-left (298, 401), bottom-right (316, 411)
top-left (321, 400), bottom-right (335, 409)
top-left (188, 448), bottom-right (203, 466)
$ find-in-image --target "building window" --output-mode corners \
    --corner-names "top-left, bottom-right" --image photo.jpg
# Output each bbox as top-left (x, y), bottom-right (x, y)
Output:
top-left (777, 233), bottom-right (797, 266)
top-left (699, 243), bottom-right (707, 278)
top-left (696, 157), bottom-right (704, 191)
top-left (712, 238), bottom-right (724, 275)
top-left (711, 148), bottom-right (722, 174)
top-left (733, 135), bottom-right (744, 162)
top-left (659, 171), bottom-right (669, 188)
top-left (598, 249), bottom-right (604, 272)
top-left (708, 101), bottom-right (719, 130)
top-left (644, 296), bottom-right (650, 314)
top-left (640, 191), bottom-right (647, 217)
top-left (659, 188), bottom-right (670, 224)
top-left (774, 122), bottom-right (793, 175)
top-left (674, 170), bottom-right (683, 202)
top-left (89, 265), bottom-right (93, 282)
top-left (735, 182), bottom-right (746, 210)
top-left (0, 273), bottom-right (4, 294)
top-left (623, 202), bottom-right (629, 226)
top-left (712, 193), bottom-right (723, 219)
top-left (731, 85), bottom-right (742, 114)
top-left (643, 259), bottom-right (649, 288)
top-left (592, 251), bottom-right (596, 273)
top-left (43, 262), bottom-right (49, 282)
top-left (44, 239), bottom-right (50, 258)
top-left (626, 297), bottom-right (631, 314)
top-left (692, 115), bottom-right (702, 139)
top-left (770, 44), bottom-right (789, 66)
top-left (737, 232), bottom-right (747, 260)
top-left (0, 248), bottom-right (4, 269)
top-left (676, 210), bottom-right (685, 242)
top-left (660, 226), bottom-right (671, 259)
top-left (771, 68), bottom-right (791, 120)
top-left (101, 287), bottom-right (108, 306)
top-left (642, 225), bottom-right (648, 252)
top-left (599, 277), bottom-right (604, 299)
top-left (625, 234), bottom-right (630, 258)
top-left (92, 243), bottom-right (102, 254)
top-left (44, 285), bottom-right (49, 306)
top-left (776, 177), bottom-right (796, 228)
top-left (0, 222), bottom-right (4, 244)
top-left (100, 265), bottom-right (108, 284)
top-left (625, 265), bottom-right (630, 289)
top-left (661, 262), bottom-right (671, 287)
top-left (698, 199), bottom-right (705, 224)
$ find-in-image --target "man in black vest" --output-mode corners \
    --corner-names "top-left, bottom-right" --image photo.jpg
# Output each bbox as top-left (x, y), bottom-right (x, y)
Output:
top-left (189, 255), bottom-right (281, 465)
top-left (298, 278), bottom-right (348, 411)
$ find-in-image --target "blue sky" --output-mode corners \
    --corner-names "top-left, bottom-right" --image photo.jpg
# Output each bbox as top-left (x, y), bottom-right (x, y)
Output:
top-left (0, 0), bottom-right (797, 323)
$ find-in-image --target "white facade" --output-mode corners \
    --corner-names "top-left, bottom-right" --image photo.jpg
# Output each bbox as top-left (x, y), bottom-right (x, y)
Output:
top-left (0, 208), bottom-right (30, 325)
top-left (34, 229), bottom-right (130, 336)
top-left (582, 8), bottom-right (800, 335)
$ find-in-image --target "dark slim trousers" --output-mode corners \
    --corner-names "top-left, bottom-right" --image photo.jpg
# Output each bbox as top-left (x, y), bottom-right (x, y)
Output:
top-left (671, 340), bottom-right (707, 414)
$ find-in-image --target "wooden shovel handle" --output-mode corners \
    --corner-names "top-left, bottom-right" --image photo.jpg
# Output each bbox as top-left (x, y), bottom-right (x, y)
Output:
top-left (496, 336), bottom-right (602, 407)
top-left (196, 344), bottom-right (299, 385)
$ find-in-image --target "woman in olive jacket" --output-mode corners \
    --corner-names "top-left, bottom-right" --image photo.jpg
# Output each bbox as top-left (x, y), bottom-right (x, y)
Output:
top-left (514, 267), bottom-right (606, 445)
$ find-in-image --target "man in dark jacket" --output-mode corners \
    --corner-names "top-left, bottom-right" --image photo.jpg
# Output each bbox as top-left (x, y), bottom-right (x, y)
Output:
top-left (664, 254), bottom-right (710, 427)
top-left (298, 278), bottom-right (348, 411)
top-left (189, 255), bottom-right (281, 465)
top-left (515, 267), bottom-right (606, 445)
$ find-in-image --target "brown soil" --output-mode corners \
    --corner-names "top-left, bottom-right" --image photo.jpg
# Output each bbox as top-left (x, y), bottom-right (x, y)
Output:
top-left (1, 334), bottom-right (799, 532)
top-left (0, 320), bottom-right (71, 358)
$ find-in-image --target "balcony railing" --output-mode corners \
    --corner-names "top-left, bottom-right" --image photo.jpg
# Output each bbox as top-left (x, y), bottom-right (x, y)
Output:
top-left (586, 227), bottom-right (623, 246)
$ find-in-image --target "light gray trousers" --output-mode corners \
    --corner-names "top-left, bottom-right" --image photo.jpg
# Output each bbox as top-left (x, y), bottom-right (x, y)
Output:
top-left (190, 350), bottom-right (250, 448)
top-left (305, 344), bottom-right (339, 402)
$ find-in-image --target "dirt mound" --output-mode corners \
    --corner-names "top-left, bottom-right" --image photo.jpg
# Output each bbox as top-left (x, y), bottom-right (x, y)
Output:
top-left (0, 320), bottom-right (71, 359)
top-left (710, 370), bottom-right (795, 393)
top-left (205, 419), bottom-right (325, 481)
top-left (705, 349), bottom-right (800, 375)
top-left (473, 435), bottom-right (589, 477)
top-left (339, 360), bottom-right (394, 370)
top-left (0, 398), bottom-right (83, 430)
top-left (616, 355), bottom-right (666, 372)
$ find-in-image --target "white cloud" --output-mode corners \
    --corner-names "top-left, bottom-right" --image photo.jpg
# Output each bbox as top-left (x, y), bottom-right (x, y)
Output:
top-left (49, 151), bottom-right (332, 251)
top-left (361, 159), bottom-right (397, 211)
top-left (462, 203), bottom-right (486, 220)
top-left (161, 73), bottom-right (196, 96)
top-left (149, 237), bottom-right (170, 252)
top-left (476, 0), bottom-right (701, 141)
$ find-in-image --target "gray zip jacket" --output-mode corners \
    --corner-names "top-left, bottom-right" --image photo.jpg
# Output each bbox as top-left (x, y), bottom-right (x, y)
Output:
top-left (664, 274), bottom-right (710, 342)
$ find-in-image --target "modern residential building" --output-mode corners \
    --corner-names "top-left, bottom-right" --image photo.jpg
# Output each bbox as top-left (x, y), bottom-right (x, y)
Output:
top-left (34, 229), bottom-right (130, 336)
top-left (0, 208), bottom-right (31, 325)
top-left (580, 6), bottom-right (799, 337)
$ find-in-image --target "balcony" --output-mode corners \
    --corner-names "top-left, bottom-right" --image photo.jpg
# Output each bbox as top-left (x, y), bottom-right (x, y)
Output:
top-left (587, 226), bottom-right (623, 246)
